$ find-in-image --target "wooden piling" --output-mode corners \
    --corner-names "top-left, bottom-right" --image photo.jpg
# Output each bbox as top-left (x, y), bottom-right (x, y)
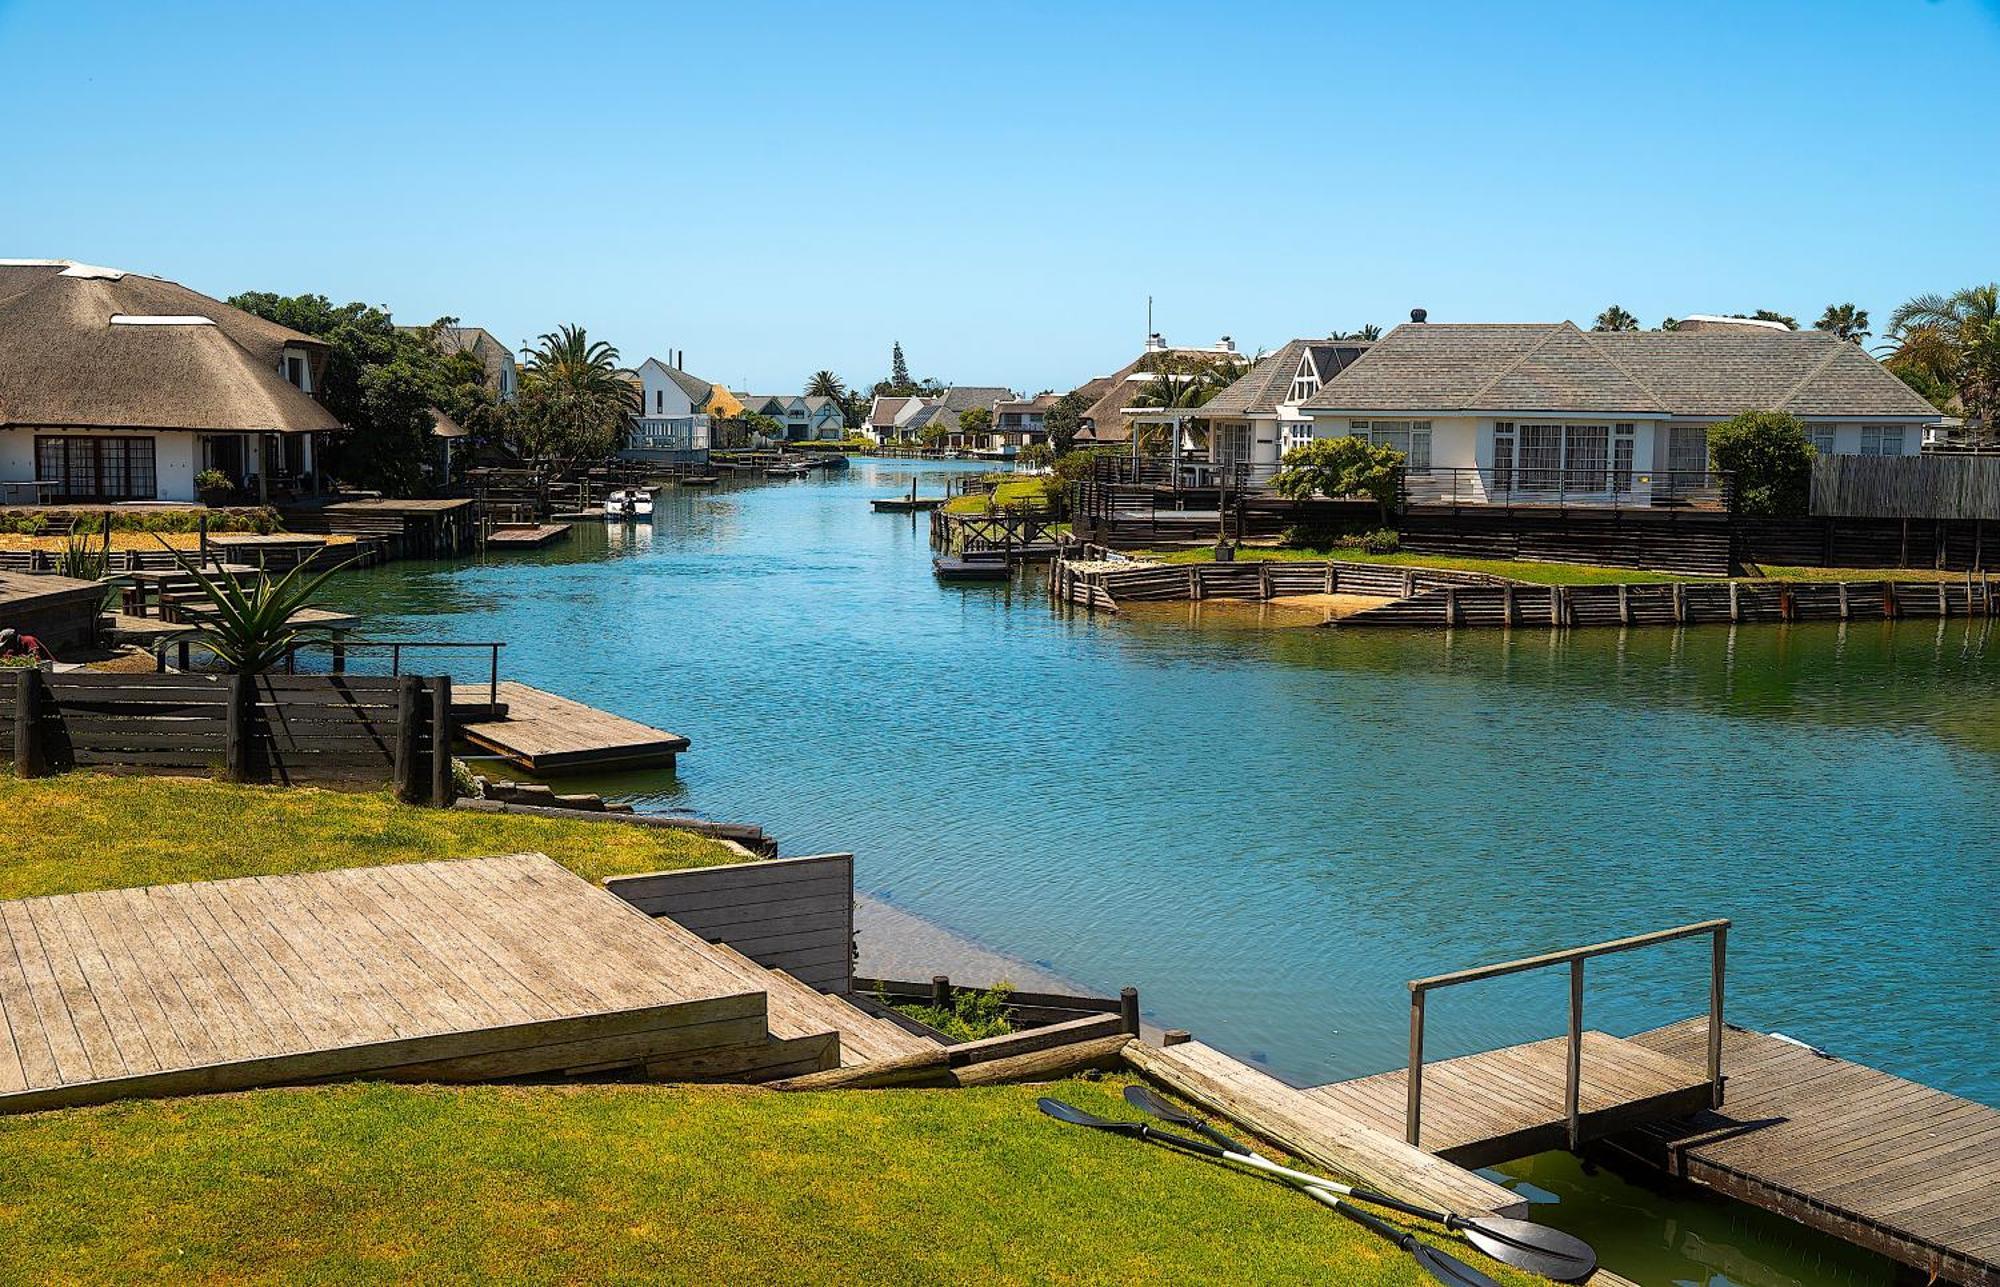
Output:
top-left (1119, 986), bottom-right (1140, 1036)
top-left (222, 672), bottom-right (251, 784)
top-left (392, 675), bottom-right (424, 804)
top-left (12, 667), bottom-right (45, 779)
top-left (429, 674), bottom-right (454, 807)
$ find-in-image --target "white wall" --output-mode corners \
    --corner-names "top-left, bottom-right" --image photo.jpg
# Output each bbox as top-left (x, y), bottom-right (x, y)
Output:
top-left (0, 430), bottom-right (199, 501)
top-left (638, 360), bottom-right (700, 419)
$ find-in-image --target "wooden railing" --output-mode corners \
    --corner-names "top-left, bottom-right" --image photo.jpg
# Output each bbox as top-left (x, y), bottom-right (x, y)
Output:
top-left (1405, 919), bottom-right (1729, 1150)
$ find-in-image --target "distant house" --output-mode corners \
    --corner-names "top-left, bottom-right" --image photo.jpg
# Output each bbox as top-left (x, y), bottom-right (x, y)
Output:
top-left (1072, 334), bottom-right (1246, 447)
top-left (1290, 316), bottom-right (1946, 505)
top-left (865, 387), bottom-right (1018, 450)
top-left (404, 324), bottom-right (518, 402)
top-left (1148, 338), bottom-right (1370, 483)
top-left (865, 394), bottom-right (919, 443)
top-left (0, 259), bottom-right (341, 503)
top-left (987, 393), bottom-right (1060, 456)
top-left (932, 386), bottom-right (1017, 452)
top-left (625, 355), bottom-right (716, 462)
top-left (734, 393), bottom-right (846, 442)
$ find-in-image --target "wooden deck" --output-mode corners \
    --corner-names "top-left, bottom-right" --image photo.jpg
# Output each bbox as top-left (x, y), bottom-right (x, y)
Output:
top-left (485, 523), bottom-right (572, 548)
top-left (461, 682), bottom-right (689, 774)
top-left (1612, 1020), bottom-right (2000, 1287)
top-left (0, 854), bottom-right (845, 1114)
top-left (1308, 1031), bottom-right (1716, 1168)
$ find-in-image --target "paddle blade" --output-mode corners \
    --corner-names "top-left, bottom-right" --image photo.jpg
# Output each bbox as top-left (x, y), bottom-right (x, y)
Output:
top-left (1411, 1241), bottom-right (1505, 1287)
top-left (1037, 1097), bottom-right (1139, 1134)
top-left (1458, 1217), bottom-right (1597, 1283)
top-left (1123, 1084), bottom-right (1253, 1155)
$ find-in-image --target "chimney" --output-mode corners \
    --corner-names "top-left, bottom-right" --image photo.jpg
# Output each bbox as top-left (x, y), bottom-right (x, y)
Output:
top-left (1410, 308), bottom-right (1428, 323)
top-left (1145, 332), bottom-right (1167, 353)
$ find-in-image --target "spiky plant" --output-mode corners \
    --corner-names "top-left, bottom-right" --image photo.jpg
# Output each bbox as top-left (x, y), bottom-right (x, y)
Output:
top-left (165, 542), bottom-right (360, 673)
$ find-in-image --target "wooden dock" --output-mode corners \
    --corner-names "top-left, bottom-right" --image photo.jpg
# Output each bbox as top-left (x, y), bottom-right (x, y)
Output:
top-left (1610, 1020), bottom-right (2000, 1287)
top-left (461, 681), bottom-right (689, 774)
top-left (1308, 1031), bottom-right (1716, 1168)
top-left (485, 523), bottom-right (572, 549)
top-left (0, 854), bottom-right (843, 1114)
top-left (871, 496), bottom-right (946, 512)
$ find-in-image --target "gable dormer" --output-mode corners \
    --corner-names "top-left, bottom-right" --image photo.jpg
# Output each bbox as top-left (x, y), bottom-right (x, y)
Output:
top-left (1287, 350), bottom-right (1322, 404)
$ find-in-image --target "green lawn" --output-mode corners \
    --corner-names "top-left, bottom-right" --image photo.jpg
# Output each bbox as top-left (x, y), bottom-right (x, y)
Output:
top-left (943, 477), bottom-right (1052, 515)
top-left (0, 1078), bottom-right (1535, 1286)
top-left (0, 774), bottom-right (742, 901)
top-left (1132, 546), bottom-right (1703, 585)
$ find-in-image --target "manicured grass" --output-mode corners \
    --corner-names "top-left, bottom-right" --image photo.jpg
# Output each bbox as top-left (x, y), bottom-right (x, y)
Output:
top-left (0, 774), bottom-right (742, 901)
top-left (1754, 564), bottom-right (1981, 582)
top-left (1133, 546), bottom-right (1702, 585)
top-left (943, 477), bottom-right (1051, 515)
top-left (0, 1078), bottom-right (1535, 1286)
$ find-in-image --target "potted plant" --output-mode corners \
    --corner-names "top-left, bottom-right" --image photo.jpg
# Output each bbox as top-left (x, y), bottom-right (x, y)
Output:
top-left (194, 468), bottom-right (233, 507)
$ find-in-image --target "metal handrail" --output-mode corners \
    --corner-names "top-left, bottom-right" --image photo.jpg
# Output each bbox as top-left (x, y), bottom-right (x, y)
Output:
top-left (1398, 466), bottom-right (1737, 513)
top-left (1405, 919), bottom-right (1729, 1152)
top-left (290, 638), bottom-right (506, 709)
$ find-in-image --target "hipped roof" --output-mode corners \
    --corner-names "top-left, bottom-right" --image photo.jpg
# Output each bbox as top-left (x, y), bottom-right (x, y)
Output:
top-left (0, 261), bottom-right (341, 434)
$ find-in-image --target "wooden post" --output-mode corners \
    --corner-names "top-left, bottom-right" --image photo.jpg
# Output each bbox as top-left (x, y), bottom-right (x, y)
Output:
top-left (12, 667), bottom-right (46, 779)
top-left (1405, 989), bottom-right (1426, 1148)
top-left (429, 674), bottom-right (454, 807)
top-left (392, 674), bottom-right (424, 804)
top-left (1709, 924), bottom-right (1728, 1108)
top-left (1618, 583), bottom-right (1630, 626)
top-left (1937, 580), bottom-right (1948, 618)
top-left (1323, 562), bottom-right (1335, 594)
top-left (1838, 581), bottom-right (1850, 620)
top-left (1402, 570), bottom-right (1415, 598)
top-left (1119, 986), bottom-right (1140, 1036)
top-left (223, 671), bottom-right (251, 784)
top-left (1566, 958), bottom-right (1584, 1151)
top-left (931, 974), bottom-right (951, 1010)
top-left (1258, 560), bottom-right (1272, 601)
top-left (1162, 1028), bottom-right (1192, 1047)
top-left (1502, 583), bottom-right (1516, 628)
top-left (1780, 584), bottom-right (1795, 623)
top-left (1673, 582), bottom-right (1687, 625)
top-left (1443, 586), bottom-right (1458, 626)
top-left (1728, 580), bottom-right (1740, 623)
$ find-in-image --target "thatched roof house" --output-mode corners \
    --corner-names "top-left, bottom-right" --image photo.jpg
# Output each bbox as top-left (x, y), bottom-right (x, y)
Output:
top-left (0, 259), bottom-right (340, 503)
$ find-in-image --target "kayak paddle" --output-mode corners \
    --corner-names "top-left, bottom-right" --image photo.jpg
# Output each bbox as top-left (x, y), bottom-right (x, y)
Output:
top-left (1121, 1084), bottom-right (1597, 1282)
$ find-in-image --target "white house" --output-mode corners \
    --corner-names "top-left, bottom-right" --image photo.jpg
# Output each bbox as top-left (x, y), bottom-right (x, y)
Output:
top-left (736, 393), bottom-right (846, 442)
top-left (1285, 316), bottom-right (1945, 506)
top-left (1142, 338), bottom-right (1372, 485)
top-left (0, 259), bottom-right (340, 504)
top-left (625, 355), bottom-right (714, 461)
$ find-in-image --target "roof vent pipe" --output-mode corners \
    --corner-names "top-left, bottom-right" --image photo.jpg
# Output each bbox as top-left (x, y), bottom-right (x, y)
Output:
top-left (1411, 308), bottom-right (1428, 323)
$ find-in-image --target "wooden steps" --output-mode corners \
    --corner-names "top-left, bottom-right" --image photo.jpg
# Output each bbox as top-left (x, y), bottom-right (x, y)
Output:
top-left (1306, 1031), bottom-right (1716, 1169)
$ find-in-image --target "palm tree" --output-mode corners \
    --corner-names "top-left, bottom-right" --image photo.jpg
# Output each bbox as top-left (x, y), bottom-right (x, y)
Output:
top-left (1887, 284), bottom-right (2000, 434)
top-left (1814, 303), bottom-right (1870, 344)
top-left (1330, 324), bottom-right (1382, 341)
top-left (805, 370), bottom-right (845, 399)
top-left (515, 324), bottom-right (637, 467)
top-left (1593, 305), bottom-right (1639, 332)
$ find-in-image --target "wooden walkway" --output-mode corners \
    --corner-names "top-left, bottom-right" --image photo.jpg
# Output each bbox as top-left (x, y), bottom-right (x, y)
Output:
top-left (485, 523), bottom-right (572, 548)
top-left (461, 682), bottom-right (689, 774)
top-left (0, 854), bottom-right (840, 1113)
top-left (1612, 1020), bottom-right (2000, 1287)
top-left (1307, 1031), bottom-right (1715, 1168)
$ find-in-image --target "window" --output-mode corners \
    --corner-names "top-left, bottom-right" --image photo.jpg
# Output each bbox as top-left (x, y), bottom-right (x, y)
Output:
top-left (1811, 425), bottom-right (1836, 456)
top-left (655, 389), bottom-right (664, 414)
top-left (1217, 423), bottom-right (1250, 464)
top-left (1613, 423), bottom-right (1635, 493)
top-left (1493, 422), bottom-right (1515, 493)
top-left (1349, 419), bottom-right (1431, 469)
top-left (1565, 424), bottom-right (1609, 488)
top-left (1861, 426), bottom-right (1907, 457)
top-left (36, 435), bottom-right (156, 500)
top-left (1517, 423), bottom-right (1563, 490)
top-left (284, 355), bottom-right (306, 389)
top-left (1287, 355), bottom-right (1321, 404)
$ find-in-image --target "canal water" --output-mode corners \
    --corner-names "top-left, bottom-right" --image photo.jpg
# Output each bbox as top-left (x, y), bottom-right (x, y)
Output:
top-left (327, 458), bottom-right (1997, 1286)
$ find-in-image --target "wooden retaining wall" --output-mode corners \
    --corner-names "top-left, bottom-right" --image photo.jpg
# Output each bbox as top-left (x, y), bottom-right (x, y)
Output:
top-left (2, 669), bottom-right (450, 799)
top-left (605, 853), bottom-right (854, 993)
top-left (1338, 576), bottom-right (1998, 629)
top-left (0, 539), bottom-right (387, 575)
top-left (1050, 557), bottom-right (1508, 614)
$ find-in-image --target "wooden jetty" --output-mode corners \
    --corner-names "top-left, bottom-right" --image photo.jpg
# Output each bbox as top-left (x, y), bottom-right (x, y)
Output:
top-left (1609, 1020), bottom-right (2000, 1287)
top-left (485, 523), bottom-right (572, 549)
top-left (0, 569), bottom-right (104, 652)
top-left (872, 496), bottom-right (946, 513)
top-left (934, 551), bottom-right (1011, 581)
top-left (0, 854), bottom-right (843, 1114)
top-left (461, 681), bottom-right (689, 774)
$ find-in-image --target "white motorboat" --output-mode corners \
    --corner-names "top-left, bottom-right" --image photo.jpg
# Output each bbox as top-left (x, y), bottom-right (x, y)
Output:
top-left (630, 487), bottom-right (655, 519)
top-left (603, 490), bottom-right (629, 519)
top-left (604, 488), bottom-right (655, 521)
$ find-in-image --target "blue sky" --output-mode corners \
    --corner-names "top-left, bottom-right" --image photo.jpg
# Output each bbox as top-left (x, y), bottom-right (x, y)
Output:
top-left (2, 0), bottom-right (1995, 394)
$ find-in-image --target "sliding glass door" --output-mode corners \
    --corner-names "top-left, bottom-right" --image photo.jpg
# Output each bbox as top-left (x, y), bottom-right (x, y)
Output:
top-left (34, 436), bottom-right (158, 501)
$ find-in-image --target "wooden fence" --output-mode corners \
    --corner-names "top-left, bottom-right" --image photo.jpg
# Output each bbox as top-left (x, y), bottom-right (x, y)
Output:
top-left (1050, 556), bottom-right (1509, 614)
top-left (1813, 454), bottom-right (2000, 521)
top-left (2, 669), bottom-right (453, 801)
top-left (605, 853), bottom-right (854, 992)
top-left (930, 510), bottom-right (1063, 557)
top-left (1336, 575), bottom-right (1997, 629)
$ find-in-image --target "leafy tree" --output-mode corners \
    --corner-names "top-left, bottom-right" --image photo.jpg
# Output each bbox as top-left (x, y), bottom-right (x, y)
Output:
top-left (1593, 305), bottom-right (1639, 332)
top-left (1043, 389), bottom-right (1092, 455)
top-left (739, 411), bottom-right (784, 444)
top-left (838, 389), bottom-right (869, 429)
top-left (1659, 317), bottom-right (1681, 332)
top-left (1815, 303), bottom-right (1870, 343)
top-left (1017, 442), bottom-right (1054, 469)
top-left (1271, 435), bottom-right (1405, 524)
top-left (1708, 410), bottom-right (1814, 517)
top-left (957, 405), bottom-right (992, 437)
top-left (919, 420), bottom-right (950, 448)
top-left (514, 324), bottom-right (638, 472)
top-left (806, 370), bottom-right (845, 398)
top-left (1886, 284), bottom-right (2000, 436)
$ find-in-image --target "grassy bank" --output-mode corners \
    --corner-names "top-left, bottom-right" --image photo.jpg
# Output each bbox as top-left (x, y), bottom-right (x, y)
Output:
top-left (0, 774), bottom-right (741, 900)
top-left (1132, 546), bottom-right (1697, 585)
top-left (943, 477), bottom-right (1050, 515)
top-left (0, 1078), bottom-right (1533, 1285)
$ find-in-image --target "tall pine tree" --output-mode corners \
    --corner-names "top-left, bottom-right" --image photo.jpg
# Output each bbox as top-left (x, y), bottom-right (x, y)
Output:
top-left (890, 341), bottom-right (912, 390)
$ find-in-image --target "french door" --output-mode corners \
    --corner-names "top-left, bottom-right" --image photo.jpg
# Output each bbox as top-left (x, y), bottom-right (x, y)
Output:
top-left (35, 435), bottom-right (157, 501)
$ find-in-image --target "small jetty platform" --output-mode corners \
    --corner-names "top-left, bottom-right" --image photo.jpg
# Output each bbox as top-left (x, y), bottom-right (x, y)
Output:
top-left (1611, 1020), bottom-right (2000, 1287)
top-left (0, 854), bottom-right (833, 1114)
top-left (872, 496), bottom-right (946, 513)
top-left (485, 523), bottom-right (572, 549)
top-left (934, 551), bottom-right (1011, 581)
top-left (461, 681), bottom-right (689, 774)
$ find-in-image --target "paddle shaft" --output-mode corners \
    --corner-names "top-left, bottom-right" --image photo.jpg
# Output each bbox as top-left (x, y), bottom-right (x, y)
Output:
top-left (1147, 1123), bottom-right (1451, 1226)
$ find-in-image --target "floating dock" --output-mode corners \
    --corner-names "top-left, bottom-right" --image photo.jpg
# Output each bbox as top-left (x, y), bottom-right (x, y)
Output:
top-left (461, 681), bottom-right (689, 774)
top-left (485, 523), bottom-right (572, 549)
top-left (872, 496), bottom-right (946, 513)
top-left (0, 854), bottom-right (837, 1114)
top-left (1612, 1020), bottom-right (2000, 1287)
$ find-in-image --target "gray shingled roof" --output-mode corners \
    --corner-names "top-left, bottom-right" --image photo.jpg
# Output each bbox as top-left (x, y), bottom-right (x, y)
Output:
top-left (1203, 339), bottom-right (1373, 416)
top-left (868, 395), bottom-right (910, 427)
top-left (1302, 322), bottom-right (1940, 418)
top-left (660, 362), bottom-right (715, 407)
top-left (939, 385), bottom-right (1014, 414)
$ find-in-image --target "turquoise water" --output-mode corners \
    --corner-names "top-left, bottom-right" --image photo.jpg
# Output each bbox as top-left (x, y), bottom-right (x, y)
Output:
top-left (324, 457), bottom-right (1997, 1283)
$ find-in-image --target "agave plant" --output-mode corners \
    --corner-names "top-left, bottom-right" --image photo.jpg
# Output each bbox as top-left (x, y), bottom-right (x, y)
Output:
top-left (54, 527), bottom-right (111, 581)
top-left (165, 542), bottom-right (360, 673)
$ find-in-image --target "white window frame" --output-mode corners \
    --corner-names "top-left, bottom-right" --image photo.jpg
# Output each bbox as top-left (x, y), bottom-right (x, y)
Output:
top-left (1348, 419), bottom-right (1432, 470)
top-left (1287, 353), bottom-right (1321, 404)
top-left (1861, 425), bottom-right (1907, 457)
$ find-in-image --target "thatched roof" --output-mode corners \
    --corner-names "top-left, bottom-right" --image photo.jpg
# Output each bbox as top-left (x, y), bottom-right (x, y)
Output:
top-left (0, 260), bottom-right (340, 434)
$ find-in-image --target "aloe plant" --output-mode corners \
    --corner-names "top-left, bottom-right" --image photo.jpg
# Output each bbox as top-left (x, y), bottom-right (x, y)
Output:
top-left (165, 542), bottom-right (360, 673)
top-left (53, 529), bottom-right (110, 581)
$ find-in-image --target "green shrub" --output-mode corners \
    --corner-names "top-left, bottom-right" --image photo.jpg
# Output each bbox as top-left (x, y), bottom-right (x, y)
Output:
top-left (1337, 528), bottom-right (1401, 554)
top-left (888, 983), bottom-right (1016, 1042)
top-left (1708, 410), bottom-right (1814, 516)
top-left (1271, 436), bottom-right (1405, 522)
